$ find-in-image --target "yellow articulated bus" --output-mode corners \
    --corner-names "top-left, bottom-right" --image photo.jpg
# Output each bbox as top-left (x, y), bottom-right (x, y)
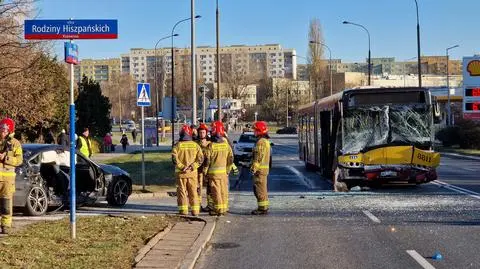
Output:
top-left (298, 87), bottom-right (442, 191)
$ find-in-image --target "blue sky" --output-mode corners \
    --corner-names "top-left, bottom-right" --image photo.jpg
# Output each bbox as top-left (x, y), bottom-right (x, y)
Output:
top-left (35, 0), bottom-right (478, 63)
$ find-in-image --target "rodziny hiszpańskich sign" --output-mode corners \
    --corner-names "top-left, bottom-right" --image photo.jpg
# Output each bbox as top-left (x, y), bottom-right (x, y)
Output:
top-left (24, 19), bottom-right (117, 40)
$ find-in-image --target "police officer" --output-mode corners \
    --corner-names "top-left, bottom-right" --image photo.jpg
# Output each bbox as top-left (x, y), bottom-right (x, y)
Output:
top-left (250, 121), bottom-right (271, 215)
top-left (203, 121), bottom-right (233, 216)
top-left (196, 123), bottom-right (211, 211)
top-left (172, 125), bottom-right (203, 216)
top-left (76, 127), bottom-right (92, 158)
top-left (0, 118), bottom-right (22, 234)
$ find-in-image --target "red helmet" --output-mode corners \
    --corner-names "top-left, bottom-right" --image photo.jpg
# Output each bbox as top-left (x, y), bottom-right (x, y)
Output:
top-left (211, 121), bottom-right (225, 137)
top-left (0, 118), bottom-right (15, 133)
top-left (179, 124), bottom-right (193, 137)
top-left (253, 121), bottom-right (268, 136)
top-left (197, 123), bottom-right (208, 132)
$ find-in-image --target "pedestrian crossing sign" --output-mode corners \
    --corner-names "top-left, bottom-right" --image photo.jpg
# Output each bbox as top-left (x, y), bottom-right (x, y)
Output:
top-left (137, 83), bottom-right (151, 107)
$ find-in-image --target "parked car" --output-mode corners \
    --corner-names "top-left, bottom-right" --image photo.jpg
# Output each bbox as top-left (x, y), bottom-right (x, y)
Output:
top-left (276, 126), bottom-right (297, 134)
top-left (13, 144), bottom-right (133, 216)
top-left (233, 132), bottom-right (273, 167)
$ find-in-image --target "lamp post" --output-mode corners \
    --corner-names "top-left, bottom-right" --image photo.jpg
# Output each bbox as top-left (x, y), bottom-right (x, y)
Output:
top-left (308, 41), bottom-right (333, 96)
top-left (154, 34), bottom-right (178, 146)
top-left (170, 15), bottom-right (201, 147)
top-left (403, 56), bottom-right (416, 87)
top-left (343, 21), bottom-right (371, 85)
top-left (216, 0), bottom-right (222, 121)
top-left (191, 0), bottom-right (197, 126)
top-left (414, 0), bottom-right (422, 87)
top-left (446, 44), bottom-right (459, 126)
top-left (254, 111), bottom-right (258, 122)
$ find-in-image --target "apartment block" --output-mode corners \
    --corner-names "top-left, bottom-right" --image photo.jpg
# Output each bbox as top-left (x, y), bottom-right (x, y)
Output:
top-left (74, 58), bottom-right (121, 82)
top-left (120, 44), bottom-right (297, 83)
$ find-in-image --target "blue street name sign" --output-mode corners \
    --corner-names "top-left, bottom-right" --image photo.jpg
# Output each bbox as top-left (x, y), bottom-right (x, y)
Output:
top-left (24, 19), bottom-right (118, 40)
top-left (137, 83), bottom-right (151, 107)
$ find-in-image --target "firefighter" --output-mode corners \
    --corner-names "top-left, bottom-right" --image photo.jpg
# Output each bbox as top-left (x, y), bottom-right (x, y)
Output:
top-left (0, 118), bottom-right (22, 234)
top-left (203, 121), bottom-right (233, 216)
top-left (196, 123), bottom-right (211, 211)
top-left (222, 131), bottom-right (238, 212)
top-left (250, 121), bottom-right (271, 215)
top-left (172, 125), bottom-right (203, 216)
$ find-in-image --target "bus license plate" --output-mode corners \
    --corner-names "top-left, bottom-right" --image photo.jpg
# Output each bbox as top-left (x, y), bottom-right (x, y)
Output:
top-left (380, 171), bottom-right (397, 177)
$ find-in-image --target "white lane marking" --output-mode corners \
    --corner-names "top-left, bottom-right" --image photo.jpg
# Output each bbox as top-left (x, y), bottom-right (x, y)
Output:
top-left (362, 210), bottom-right (381, 223)
top-left (406, 250), bottom-right (436, 269)
top-left (431, 180), bottom-right (480, 200)
top-left (286, 165), bottom-right (315, 189)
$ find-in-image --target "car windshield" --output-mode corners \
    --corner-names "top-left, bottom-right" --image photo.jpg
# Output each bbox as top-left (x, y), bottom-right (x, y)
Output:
top-left (238, 134), bottom-right (257, 143)
top-left (342, 105), bottom-right (433, 154)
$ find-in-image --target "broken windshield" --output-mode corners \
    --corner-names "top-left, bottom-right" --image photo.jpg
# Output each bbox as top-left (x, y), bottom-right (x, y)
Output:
top-left (341, 105), bottom-right (432, 154)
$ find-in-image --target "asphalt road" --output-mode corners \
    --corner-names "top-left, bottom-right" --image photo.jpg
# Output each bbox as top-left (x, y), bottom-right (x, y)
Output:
top-left (13, 133), bottom-right (479, 269)
top-left (194, 133), bottom-right (480, 269)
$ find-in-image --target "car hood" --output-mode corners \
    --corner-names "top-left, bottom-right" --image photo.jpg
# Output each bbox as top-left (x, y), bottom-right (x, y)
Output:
top-left (235, 142), bottom-right (255, 148)
top-left (99, 164), bottom-right (129, 177)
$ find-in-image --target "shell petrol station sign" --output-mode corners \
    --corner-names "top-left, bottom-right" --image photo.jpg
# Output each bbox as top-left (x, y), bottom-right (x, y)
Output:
top-left (463, 56), bottom-right (480, 120)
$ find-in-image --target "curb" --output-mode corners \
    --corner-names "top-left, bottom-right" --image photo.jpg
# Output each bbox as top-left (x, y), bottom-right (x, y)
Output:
top-left (441, 152), bottom-right (480, 161)
top-left (133, 224), bottom-right (173, 265)
top-left (129, 191), bottom-right (175, 199)
top-left (179, 217), bottom-right (217, 269)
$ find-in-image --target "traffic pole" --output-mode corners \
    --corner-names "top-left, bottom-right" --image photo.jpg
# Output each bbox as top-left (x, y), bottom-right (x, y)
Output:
top-left (141, 106), bottom-right (145, 191)
top-left (68, 40), bottom-right (76, 240)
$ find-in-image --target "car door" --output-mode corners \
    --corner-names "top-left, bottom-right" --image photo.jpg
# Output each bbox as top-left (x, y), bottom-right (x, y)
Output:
top-left (75, 154), bottom-right (97, 192)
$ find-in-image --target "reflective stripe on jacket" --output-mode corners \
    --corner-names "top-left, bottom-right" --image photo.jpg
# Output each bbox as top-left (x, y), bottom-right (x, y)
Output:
top-left (0, 135), bottom-right (22, 181)
top-left (251, 137), bottom-right (270, 173)
top-left (204, 140), bottom-right (233, 176)
top-left (172, 141), bottom-right (203, 175)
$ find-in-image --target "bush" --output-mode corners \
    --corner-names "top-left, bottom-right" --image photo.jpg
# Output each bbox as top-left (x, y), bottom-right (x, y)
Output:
top-left (436, 126), bottom-right (461, 147)
top-left (436, 119), bottom-right (480, 149)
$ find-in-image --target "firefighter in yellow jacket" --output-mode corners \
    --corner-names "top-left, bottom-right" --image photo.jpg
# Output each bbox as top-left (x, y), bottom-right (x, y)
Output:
top-left (0, 118), bottom-right (23, 234)
top-left (203, 121), bottom-right (233, 216)
top-left (250, 121), bottom-right (271, 215)
top-left (196, 123), bottom-right (211, 211)
top-left (172, 125), bottom-right (203, 216)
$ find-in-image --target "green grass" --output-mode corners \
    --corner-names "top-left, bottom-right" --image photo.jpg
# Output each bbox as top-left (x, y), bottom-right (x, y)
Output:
top-left (0, 215), bottom-right (177, 269)
top-left (102, 151), bottom-right (175, 187)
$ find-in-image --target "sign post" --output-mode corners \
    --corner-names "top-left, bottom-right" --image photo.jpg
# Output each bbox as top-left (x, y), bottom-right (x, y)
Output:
top-left (137, 83), bottom-right (151, 191)
top-left (25, 18), bottom-right (117, 240)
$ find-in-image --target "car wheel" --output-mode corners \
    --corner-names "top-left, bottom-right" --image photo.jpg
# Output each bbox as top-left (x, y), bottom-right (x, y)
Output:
top-left (107, 177), bottom-right (130, 206)
top-left (25, 185), bottom-right (49, 216)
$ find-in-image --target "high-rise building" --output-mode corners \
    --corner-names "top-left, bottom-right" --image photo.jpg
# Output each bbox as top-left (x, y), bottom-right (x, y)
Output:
top-left (74, 58), bottom-right (121, 83)
top-left (120, 44), bottom-right (296, 83)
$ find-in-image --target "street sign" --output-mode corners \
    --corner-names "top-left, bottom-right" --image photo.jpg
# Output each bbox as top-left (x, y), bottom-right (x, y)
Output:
top-left (24, 19), bottom-right (118, 40)
top-left (137, 83), bottom-right (151, 107)
top-left (463, 56), bottom-right (480, 118)
top-left (64, 42), bottom-right (79, 64)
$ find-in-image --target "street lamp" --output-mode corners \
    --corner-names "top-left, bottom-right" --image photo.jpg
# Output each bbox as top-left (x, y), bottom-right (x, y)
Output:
top-left (414, 0), bottom-right (422, 87)
top-left (154, 34), bottom-right (178, 146)
top-left (343, 20), bottom-right (371, 85)
top-left (309, 41), bottom-right (333, 96)
top-left (170, 15), bottom-right (201, 146)
top-left (446, 44), bottom-right (459, 126)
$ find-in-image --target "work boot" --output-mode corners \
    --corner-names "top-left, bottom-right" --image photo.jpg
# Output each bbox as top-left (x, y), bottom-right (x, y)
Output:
top-left (209, 211), bottom-right (219, 216)
top-left (251, 209), bottom-right (268, 215)
top-left (201, 206), bottom-right (211, 213)
top-left (1, 226), bottom-right (10, 235)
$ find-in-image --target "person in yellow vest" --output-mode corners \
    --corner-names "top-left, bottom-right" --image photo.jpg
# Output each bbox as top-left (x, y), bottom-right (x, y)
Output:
top-left (76, 127), bottom-right (92, 158)
top-left (250, 121), bottom-right (271, 215)
top-left (0, 118), bottom-right (23, 234)
top-left (172, 125), bottom-right (203, 216)
top-left (203, 121), bottom-right (233, 216)
top-left (196, 123), bottom-right (211, 212)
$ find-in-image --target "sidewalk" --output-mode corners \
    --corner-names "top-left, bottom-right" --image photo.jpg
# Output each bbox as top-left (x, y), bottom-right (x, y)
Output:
top-left (134, 217), bottom-right (216, 269)
top-left (91, 144), bottom-right (172, 163)
top-left (440, 151), bottom-right (480, 161)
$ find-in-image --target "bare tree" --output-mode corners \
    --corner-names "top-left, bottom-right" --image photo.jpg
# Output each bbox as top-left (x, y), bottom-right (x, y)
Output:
top-left (307, 18), bottom-right (328, 100)
top-left (101, 73), bottom-right (136, 121)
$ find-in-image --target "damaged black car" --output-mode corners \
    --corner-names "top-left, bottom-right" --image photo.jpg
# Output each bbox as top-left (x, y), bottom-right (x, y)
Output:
top-left (13, 144), bottom-right (132, 216)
